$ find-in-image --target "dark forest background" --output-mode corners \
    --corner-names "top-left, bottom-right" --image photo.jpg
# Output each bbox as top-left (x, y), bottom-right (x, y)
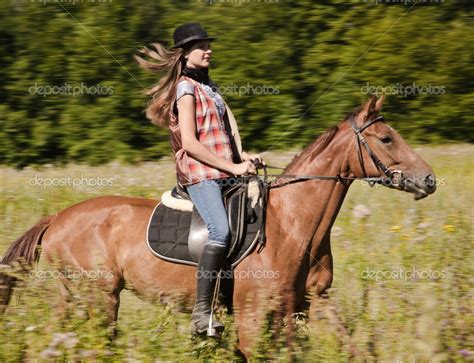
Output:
top-left (0, 0), bottom-right (472, 167)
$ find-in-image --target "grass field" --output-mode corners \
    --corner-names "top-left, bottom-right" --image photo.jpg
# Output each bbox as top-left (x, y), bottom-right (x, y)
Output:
top-left (0, 145), bottom-right (473, 362)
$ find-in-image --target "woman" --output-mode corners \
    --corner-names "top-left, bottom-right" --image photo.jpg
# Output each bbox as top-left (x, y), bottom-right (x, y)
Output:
top-left (136, 23), bottom-right (263, 336)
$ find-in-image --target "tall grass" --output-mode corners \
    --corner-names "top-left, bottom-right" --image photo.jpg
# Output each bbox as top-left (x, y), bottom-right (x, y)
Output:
top-left (1, 145), bottom-right (472, 361)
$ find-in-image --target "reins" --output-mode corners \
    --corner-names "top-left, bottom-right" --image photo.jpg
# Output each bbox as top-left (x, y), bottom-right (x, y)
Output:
top-left (256, 163), bottom-right (386, 188)
top-left (252, 114), bottom-right (404, 189)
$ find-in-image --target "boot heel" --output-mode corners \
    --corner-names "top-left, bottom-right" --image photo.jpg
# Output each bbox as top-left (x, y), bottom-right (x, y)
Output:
top-left (207, 326), bottom-right (221, 338)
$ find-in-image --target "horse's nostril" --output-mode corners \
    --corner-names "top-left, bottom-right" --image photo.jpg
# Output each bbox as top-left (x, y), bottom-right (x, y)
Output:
top-left (424, 174), bottom-right (436, 191)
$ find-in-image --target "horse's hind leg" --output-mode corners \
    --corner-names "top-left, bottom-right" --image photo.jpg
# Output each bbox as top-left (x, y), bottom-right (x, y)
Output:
top-left (86, 277), bottom-right (124, 341)
top-left (57, 278), bottom-right (74, 323)
top-left (104, 281), bottom-right (124, 340)
top-left (62, 274), bottom-right (124, 340)
top-left (56, 275), bottom-right (123, 333)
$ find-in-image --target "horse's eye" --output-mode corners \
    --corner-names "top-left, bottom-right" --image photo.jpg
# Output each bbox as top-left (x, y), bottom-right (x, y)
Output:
top-left (380, 135), bottom-right (392, 144)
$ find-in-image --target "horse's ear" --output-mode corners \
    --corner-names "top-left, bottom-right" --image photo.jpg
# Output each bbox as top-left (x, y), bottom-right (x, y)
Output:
top-left (359, 96), bottom-right (377, 121)
top-left (374, 95), bottom-right (385, 112)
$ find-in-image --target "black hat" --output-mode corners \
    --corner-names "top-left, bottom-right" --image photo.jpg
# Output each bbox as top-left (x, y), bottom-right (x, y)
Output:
top-left (171, 23), bottom-right (215, 49)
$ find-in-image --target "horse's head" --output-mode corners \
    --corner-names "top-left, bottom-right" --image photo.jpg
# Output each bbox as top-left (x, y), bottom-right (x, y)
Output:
top-left (346, 96), bottom-right (436, 200)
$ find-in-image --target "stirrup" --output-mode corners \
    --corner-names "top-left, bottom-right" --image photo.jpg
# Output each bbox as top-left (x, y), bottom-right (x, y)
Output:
top-left (209, 268), bottom-right (223, 337)
top-left (206, 311), bottom-right (222, 338)
top-left (192, 316), bottom-right (224, 337)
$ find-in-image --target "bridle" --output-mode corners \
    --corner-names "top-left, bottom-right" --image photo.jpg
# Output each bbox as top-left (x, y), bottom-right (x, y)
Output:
top-left (348, 114), bottom-right (404, 188)
top-left (255, 114), bottom-right (405, 189)
top-left (248, 113), bottom-right (406, 251)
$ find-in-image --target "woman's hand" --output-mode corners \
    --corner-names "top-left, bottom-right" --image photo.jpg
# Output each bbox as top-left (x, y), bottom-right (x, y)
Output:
top-left (241, 152), bottom-right (264, 165)
top-left (232, 161), bottom-right (256, 176)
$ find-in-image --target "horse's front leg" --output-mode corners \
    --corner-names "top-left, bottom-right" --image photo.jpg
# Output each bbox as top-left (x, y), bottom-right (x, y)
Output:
top-left (306, 233), bottom-right (334, 300)
top-left (302, 240), bottom-right (334, 332)
top-left (233, 286), bottom-right (268, 358)
top-left (304, 234), bottom-right (359, 356)
top-left (233, 279), bottom-right (297, 359)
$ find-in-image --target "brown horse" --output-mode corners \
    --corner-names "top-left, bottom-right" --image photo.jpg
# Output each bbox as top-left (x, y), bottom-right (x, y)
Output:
top-left (0, 96), bottom-right (436, 357)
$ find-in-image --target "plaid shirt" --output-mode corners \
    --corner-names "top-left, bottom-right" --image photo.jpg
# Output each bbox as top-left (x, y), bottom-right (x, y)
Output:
top-left (169, 76), bottom-right (234, 186)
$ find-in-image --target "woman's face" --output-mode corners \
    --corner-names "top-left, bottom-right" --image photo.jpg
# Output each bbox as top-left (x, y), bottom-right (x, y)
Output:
top-left (184, 40), bottom-right (212, 68)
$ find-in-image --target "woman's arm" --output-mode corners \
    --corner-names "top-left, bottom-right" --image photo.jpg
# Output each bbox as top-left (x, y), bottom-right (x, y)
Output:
top-left (177, 94), bottom-right (254, 176)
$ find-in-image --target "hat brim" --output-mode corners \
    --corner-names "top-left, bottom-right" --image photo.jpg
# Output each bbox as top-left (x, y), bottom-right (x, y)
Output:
top-left (171, 36), bottom-right (216, 49)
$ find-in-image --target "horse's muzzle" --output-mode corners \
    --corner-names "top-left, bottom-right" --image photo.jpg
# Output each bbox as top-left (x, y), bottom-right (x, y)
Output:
top-left (403, 173), bottom-right (437, 200)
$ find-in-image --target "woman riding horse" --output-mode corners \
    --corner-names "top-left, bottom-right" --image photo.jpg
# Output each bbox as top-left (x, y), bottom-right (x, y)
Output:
top-left (135, 23), bottom-right (263, 336)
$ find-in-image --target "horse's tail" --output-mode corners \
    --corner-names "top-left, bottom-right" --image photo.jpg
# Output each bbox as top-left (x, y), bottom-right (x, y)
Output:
top-left (0, 215), bottom-right (55, 314)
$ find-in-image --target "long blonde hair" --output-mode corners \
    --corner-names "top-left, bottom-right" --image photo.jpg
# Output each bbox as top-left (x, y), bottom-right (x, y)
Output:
top-left (135, 42), bottom-right (185, 127)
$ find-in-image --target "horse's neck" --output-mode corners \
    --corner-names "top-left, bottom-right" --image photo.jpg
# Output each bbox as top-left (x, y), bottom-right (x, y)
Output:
top-left (265, 127), bottom-right (353, 267)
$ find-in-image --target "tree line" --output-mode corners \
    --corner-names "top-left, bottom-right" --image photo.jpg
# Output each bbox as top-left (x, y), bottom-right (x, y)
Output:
top-left (0, 0), bottom-right (472, 167)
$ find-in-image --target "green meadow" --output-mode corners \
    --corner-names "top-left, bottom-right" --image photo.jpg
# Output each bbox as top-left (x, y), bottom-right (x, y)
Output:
top-left (0, 145), bottom-right (472, 361)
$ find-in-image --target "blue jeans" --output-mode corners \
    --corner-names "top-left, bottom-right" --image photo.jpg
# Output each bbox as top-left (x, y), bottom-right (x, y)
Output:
top-left (187, 179), bottom-right (230, 247)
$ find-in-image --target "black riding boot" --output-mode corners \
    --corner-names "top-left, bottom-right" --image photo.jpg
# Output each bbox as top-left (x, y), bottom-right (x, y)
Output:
top-left (192, 243), bottom-right (226, 336)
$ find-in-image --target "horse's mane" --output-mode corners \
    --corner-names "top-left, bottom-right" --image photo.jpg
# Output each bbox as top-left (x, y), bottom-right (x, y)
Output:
top-left (283, 125), bottom-right (339, 173)
top-left (283, 105), bottom-right (362, 173)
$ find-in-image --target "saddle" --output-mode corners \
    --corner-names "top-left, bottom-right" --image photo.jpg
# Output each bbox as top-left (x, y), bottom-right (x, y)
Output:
top-left (146, 176), bottom-right (268, 267)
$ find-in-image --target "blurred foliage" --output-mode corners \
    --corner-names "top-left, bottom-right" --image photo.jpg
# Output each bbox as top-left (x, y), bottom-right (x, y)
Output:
top-left (0, 0), bottom-right (472, 167)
